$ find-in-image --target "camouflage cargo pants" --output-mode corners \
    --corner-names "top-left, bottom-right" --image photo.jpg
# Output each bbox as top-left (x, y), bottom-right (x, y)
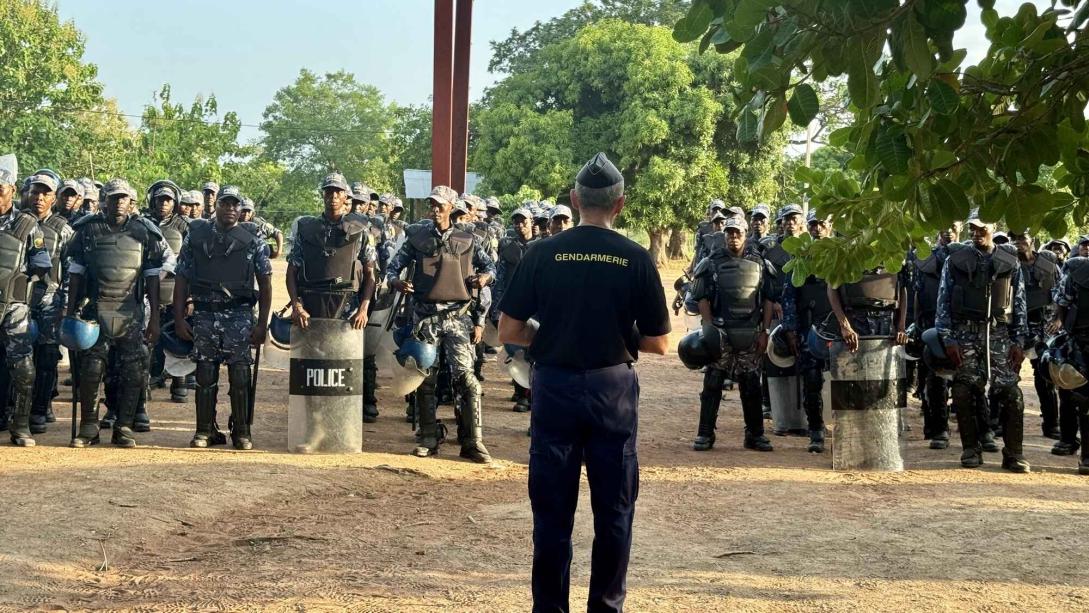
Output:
top-left (191, 306), bottom-right (255, 366)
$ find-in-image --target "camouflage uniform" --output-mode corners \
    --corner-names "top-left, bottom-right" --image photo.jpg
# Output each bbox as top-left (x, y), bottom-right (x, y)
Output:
top-left (687, 234), bottom-right (774, 449)
top-left (385, 211), bottom-right (496, 459)
top-left (1051, 257), bottom-right (1089, 469)
top-left (28, 210), bottom-right (73, 433)
top-left (177, 214), bottom-right (272, 449)
top-left (936, 242), bottom-right (1028, 467)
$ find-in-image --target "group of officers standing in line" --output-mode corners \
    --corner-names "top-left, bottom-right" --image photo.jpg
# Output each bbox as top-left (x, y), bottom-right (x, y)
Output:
top-left (679, 198), bottom-right (1089, 475)
top-left (0, 159), bottom-right (574, 463)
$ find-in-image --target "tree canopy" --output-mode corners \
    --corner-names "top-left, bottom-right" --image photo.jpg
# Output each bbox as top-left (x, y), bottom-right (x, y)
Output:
top-left (674, 0), bottom-right (1089, 286)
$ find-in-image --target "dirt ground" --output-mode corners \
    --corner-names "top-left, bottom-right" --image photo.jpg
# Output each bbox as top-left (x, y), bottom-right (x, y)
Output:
top-left (1, 260), bottom-right (1088, 612)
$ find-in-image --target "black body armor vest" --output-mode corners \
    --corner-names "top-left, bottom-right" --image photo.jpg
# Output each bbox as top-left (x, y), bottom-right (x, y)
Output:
top-left (76, 215), bottom-right (155, 338)
top-left (0, 212), bottom-right (38, 313)
top-left (406, 222), bottom-right (475, 303)
top-left (186, 219), bottom-right (258, 304)
top-left (838, 272), bottom-right (899, 312)
top-left (946, 244), bottom-right (1018, 324)
top-left (1023, 251), bottom-right (1058, 318)
top-left (711, 252), bottom-right (764, 350)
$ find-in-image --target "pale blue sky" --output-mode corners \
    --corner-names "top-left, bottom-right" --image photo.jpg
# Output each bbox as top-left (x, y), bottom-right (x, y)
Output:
top-left (53, 0), bottom-right (1040, 143)
top-left (54, 0), bottom-right (585, 140)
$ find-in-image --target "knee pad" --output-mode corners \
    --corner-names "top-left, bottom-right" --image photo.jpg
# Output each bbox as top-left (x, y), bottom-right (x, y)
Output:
top-left (9, 355), bottom-right (34, 387)
top-left (227, 363), bottom-right (251, 389)
top-left (457, 371), bottom-right (481, 397)
top-left (80, 354), bottom-right (107, 386)
top-left (703, 367), bottom-right (727, 389)
top-left (950, 382), bottom-right (973, 408)
top-left (992, 385), bottom-right (1024, 414)
top-left (195, 361), bottom-right (220, 388)
top-left (737, 372), bottom-right (762, 403)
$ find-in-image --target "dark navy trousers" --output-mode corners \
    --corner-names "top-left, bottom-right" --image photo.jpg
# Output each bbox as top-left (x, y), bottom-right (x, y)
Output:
top-left (529, 363), bottom-right (640, 613)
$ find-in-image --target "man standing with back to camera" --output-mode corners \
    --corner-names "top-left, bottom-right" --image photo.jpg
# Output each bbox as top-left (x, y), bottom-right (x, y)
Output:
top-left (498, 153), bottom-right (670, 613)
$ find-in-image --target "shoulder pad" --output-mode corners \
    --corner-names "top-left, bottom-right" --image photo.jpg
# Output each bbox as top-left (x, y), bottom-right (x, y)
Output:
top-left (71, 213), bottom-right (100, 231)
top-left (692, 256), bottom-right (714, 277)
top-left (994, 243), bottom-right (1019, 264)
top-left (701, 231), bottom-right (726, 254)
top-left (1036, 249), bottom-right (1059, 271)
top-left (405, 220), bottom-right (432, 237)
top-left (134, 216), bottom-right (164, 240)
top-left (916, 253), bottom-right (940, 275)
top-left (11, 212), bottom-right (38, 237)
top-left (759, 235), bottom-right (778, 248)
top-left (341, 214), bottom-right (369, 235)
top-left (696, 220), bottom-right (711, 234)
top-left (229, 222), bottom-right (261, 245)
top-left (42, 214), bottom-right (69, 232)
top-left (945, 242), bottom-right (968, 254)
top-left (1065, 256), bottom-right (1089, 273)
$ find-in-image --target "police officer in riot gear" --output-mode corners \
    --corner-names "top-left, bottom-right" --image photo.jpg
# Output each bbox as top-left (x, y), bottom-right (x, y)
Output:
top-left (1012, 230), bottom-right (1061, 439)
top-left (53, 180), bottom-right (84, 223)
top-left (914, 224), bottom-right (961, 448)
top-left (144, 180), bottom-right (190, 403)
top-left (67, 179), bottom-right (173, 448)
top-left (386, 185), bottom-right (496, 462)
top-left (1047, 254), bottom-right (1089, 474)
top-left (780, 210), bottom-right (833, 452)
top-left (239, 197), bottom-right (284, 259)
top-left (748, 203), bottom-right (772, 245)
top-left (689, 216), bottom-right (775, 451)
top-left (2, 174), bottom-right (54, 445)
top-left (286, 173), bottom-right (376, 451)
top-left (26, 174), bottom-right (74, 434)
top-left (936, 213), bottom-right (1029, 472)
top-left (691, 210), bottom-right (728, 269)
top-left (761, 204), bottom-right (806, 417)
top-left (493, 206), bottom-right (535, 413)
top-left (174, 185), bottom-right (273, 450)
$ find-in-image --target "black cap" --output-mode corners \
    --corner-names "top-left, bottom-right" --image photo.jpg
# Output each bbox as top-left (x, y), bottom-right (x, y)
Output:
top-left (576, 152), bottom-right (623, 189)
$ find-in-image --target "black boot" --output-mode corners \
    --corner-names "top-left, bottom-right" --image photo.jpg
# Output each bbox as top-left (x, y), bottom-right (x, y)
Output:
top-left (8, 356), bottom-right (36, 446)
top-left (413, 375), bottom-right (441, 457)
top-left (952, 383), bottom-right (981, 466)
top-left (228, 363), bottom-right (253, 450)
top-left (133, 386), bottom-right (151, 433)
top-left (29, 345), bottom-right (59, 434)
top-left (111, 373), bottom-right (141, 448)
top-left (807, 429), bottom-right (825, 453)
top-left (995, 384), bottom-right (1026, 466)
top-left (694, 368), bottom-right (725, 451)
top-left (740, 371), bottom-right (773, 451)
top-left (170, 377), bottom-right (188, 403)
top-left (458, 386), bottom-right (491, 463)
top-left (190, 362), bottom-right (218, 448)
top-left (71, 354), bottom-right (105, 448)
top-left (363, 355), bottom-right (378, 423)
top-left (692, 395), bottom-right (719, 452)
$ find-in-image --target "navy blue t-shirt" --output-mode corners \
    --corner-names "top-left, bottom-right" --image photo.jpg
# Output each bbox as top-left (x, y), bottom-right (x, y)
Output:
top-left (499, 225), bottom-right (670, 369)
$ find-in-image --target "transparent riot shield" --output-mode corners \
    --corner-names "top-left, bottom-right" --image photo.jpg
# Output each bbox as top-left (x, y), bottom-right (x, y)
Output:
top-left (288, 317), bottom-right (364, 453)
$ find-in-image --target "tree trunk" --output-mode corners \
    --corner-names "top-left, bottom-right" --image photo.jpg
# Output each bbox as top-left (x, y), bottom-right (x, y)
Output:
top-left (667, 226), bottom-right (686, 260)
top-left (648, 228), bottom-right (668, 268)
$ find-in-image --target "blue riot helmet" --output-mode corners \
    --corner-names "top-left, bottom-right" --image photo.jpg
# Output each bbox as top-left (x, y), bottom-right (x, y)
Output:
top-left (268, 304), bottom-right (293, 350)
top-left (160, 320), bottom-right (193, 357)
top-left (902, 323), bottom-right (924, 361)
top-left (1043, 332), bottom-right (1089, 391)
top-left (806, 325), bottom-right (834, 361)
top-left (395, 337), bottom-right (438, 372)
top-left (59, 316), bottom-right (100, 351)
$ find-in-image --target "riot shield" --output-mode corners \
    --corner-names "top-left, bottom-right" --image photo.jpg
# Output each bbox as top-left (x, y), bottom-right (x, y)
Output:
top-left (483, 320), bottom-right (500, 347)
top-left (498, 346), bottom-right (532, 388)
top-left (829, 337), bottom-right (906, 471)
top-left (288, 317), bottom-right (364, 453)
top-left (163, 353), bottom-right (196, 377)
top-left (0, 154), bottom-right (16, 183)
top-left (768, 375), bottom-right (806, 433)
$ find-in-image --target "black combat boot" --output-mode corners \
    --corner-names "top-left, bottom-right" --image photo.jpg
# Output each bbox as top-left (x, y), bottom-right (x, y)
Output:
top-left (111, 373), bottom-right (142, 448)
top-left (169, 377), bottom-right (187, 403)
top-left (807, 429), bottom-right (825, 453)
top-left (458, 391), bottom-right (491, 464)
top-left (190, 362), bottom-right (218, 448)
top-left (228, 364), bottom-right (253, 450)
top-left (952, 383), bottom-right (982, 467)
top-left (740, 372), bottom-right (773, 451)
top-left (996, 385), bottom-right (1028, 473)
top-left (71, 355), bottom-right (104, 448)
top-left (363, 355), bottom-right (379, 423)
top-left (693, 394), bottom-right (718, 451)
top-left (133, 386), bottom-right (151, 433)
top-left (413, 377), bottom-right (441, 457)
top-left (9, 390), bottom-right (35, 447)
top-left (929, 430), bottom-right (950, 450)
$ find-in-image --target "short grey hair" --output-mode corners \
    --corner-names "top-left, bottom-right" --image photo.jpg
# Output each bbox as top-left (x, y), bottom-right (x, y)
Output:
top-left (574, 181), bottom-right (624, 210)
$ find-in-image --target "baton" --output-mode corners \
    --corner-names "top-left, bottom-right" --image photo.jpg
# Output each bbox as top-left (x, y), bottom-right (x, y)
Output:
top-left (248, 343), bottom-right (261, 426)
top-left (69, 349), bottom-right (78, 441)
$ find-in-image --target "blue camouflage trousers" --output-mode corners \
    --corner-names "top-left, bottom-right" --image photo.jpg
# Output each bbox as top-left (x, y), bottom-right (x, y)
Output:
top-left (191, 306), bottom-right (255, 366)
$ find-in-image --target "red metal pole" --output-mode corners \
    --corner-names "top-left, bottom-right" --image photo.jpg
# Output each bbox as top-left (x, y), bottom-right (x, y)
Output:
top-left (450, 0), bottom-right (473, 194)
top-left (431, 0), bottom-right (455, 188)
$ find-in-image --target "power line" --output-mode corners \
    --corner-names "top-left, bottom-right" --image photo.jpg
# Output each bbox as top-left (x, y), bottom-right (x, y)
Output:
top-left (43, 105), bottom-right (396, 136)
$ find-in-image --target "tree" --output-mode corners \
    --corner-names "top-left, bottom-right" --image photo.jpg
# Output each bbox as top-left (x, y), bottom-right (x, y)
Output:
top-left (0, 0), bottom-right (127, 176)
top-left (477, 21), bottom-right (744, 265)
top-left (675, 0), bottom-right (1089, 287)
top-left (260, 70), bottom-right (400, 202)
top-left (489, 0), bottom-right (691, 75)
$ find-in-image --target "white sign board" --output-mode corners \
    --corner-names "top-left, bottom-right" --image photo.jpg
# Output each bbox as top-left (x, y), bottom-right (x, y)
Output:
top-left (403, 169), bottom-right (482, 199)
